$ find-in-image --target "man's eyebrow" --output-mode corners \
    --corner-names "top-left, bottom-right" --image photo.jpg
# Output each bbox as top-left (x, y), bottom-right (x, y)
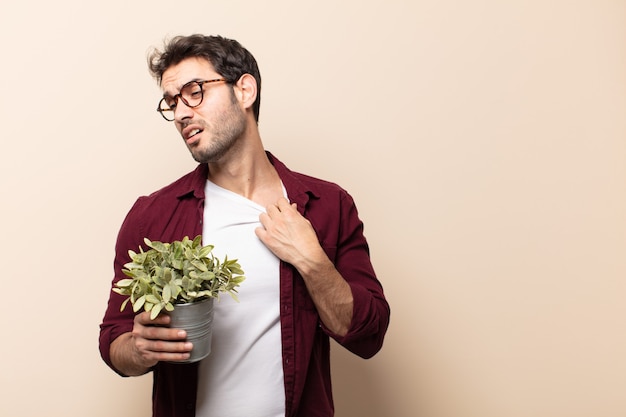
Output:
top-left (162, 78), bottom-right (203, 98)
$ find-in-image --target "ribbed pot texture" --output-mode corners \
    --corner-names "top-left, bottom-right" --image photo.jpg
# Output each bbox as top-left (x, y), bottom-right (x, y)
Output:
top-left (167, 297), bottom-right (214, 363)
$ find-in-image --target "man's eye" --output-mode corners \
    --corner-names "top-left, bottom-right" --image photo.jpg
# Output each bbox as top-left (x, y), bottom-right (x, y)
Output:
top-left (185, 85), bottom-right (202, 98)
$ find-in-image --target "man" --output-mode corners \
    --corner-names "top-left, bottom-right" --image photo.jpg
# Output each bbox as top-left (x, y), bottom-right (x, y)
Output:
top-left (99, 34), bottom-right (390, 417)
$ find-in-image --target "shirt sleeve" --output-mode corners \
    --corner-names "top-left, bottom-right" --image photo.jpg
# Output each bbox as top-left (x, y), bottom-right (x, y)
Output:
top-left (98, 197), bottom-right (148, 375)
top-left (320, 191), bottom-right (391, 358)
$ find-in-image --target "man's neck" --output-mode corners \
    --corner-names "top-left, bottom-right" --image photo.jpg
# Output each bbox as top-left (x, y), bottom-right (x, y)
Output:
top-left (206, 144), bottom-right (283, 208)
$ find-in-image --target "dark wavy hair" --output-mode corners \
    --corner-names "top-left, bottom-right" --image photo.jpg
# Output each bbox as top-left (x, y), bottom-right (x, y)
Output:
top-left (148, 34), bottom-right (262, 122)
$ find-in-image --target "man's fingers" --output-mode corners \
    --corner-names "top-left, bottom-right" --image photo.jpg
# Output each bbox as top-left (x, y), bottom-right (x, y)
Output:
top-left (140, 339), bottom-right (193, 354)
top-left (138, 325), bottom-right (187, 341)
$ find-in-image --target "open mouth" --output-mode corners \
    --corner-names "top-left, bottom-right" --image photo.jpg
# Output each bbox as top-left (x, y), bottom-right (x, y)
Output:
top-left (188, 129), bottom-right (202, 138)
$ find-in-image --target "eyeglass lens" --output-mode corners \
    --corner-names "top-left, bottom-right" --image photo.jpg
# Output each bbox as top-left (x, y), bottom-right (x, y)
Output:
top-left (158, 81), bottom-right (203, 121)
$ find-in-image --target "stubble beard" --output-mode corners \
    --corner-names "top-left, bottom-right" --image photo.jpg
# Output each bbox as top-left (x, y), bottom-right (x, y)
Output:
top-left (188, 95), bottom-right (248, 164)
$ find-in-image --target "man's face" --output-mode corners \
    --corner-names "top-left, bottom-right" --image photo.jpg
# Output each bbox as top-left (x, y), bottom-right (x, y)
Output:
top-left (160, 57), bottom-right (247, 163)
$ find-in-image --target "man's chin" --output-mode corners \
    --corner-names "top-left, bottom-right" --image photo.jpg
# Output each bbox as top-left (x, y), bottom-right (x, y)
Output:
top-left (190, 148), bottom-right (226, 164)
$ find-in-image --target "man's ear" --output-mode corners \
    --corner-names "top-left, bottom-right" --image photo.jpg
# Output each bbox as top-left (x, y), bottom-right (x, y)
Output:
top-left (234, 73), bottom-right (258, 111)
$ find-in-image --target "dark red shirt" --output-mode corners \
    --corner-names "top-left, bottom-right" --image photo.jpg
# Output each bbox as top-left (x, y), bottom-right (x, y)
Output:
top-left (99, 152), bottom-right (390, 417)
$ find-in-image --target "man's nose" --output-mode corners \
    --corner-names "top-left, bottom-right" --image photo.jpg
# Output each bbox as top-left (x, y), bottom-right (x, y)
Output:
top-left (174, 98), bottom-right (194, 122)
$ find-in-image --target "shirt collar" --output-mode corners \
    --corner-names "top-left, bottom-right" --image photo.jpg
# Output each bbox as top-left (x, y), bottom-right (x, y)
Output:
top-left (266, 151), bottom-right (319, 214)
top-left (175, 151), bottom-right (320, 213)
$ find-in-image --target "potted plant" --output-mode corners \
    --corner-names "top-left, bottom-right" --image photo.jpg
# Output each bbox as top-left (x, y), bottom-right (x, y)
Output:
top-left (113, 235), bottom-right (245, 362)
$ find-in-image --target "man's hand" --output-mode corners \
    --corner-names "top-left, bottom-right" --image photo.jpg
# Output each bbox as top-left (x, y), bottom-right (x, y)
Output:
top-left (256, 197), bottom-right (354, 336)
top-left (255, 197), bottom-right (326, 271)
top-left (110, 312), bottom-right (193, 376)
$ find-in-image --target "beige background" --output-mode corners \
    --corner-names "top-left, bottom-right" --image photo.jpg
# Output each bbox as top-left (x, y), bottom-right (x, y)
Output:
top-left (1, 1), bottom-right (625, 416)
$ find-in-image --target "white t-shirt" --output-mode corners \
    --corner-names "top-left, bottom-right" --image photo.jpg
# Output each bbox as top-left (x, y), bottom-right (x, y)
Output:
top-left (196, 179), bottom-right (285, 417)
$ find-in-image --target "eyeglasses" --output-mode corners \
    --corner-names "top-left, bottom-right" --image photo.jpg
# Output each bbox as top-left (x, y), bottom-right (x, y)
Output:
top-left (157, 78), bottom-right (226, 121)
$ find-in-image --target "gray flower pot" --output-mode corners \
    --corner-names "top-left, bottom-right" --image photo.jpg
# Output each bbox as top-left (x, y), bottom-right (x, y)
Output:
top-left (167, 297), bottom-right (214, 363)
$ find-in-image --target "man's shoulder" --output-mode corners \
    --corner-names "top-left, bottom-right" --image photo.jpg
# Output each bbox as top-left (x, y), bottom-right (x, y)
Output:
top-left (140, 164), bottom-right (207, 202)
top-left (288, 169), bottom-right (346, 194)
top-left (127, 164), bottom-right (206, 220)
top-left (269, 152), bottom-right (348, 198)
top-left (121, 164), bottom-right (206, 240)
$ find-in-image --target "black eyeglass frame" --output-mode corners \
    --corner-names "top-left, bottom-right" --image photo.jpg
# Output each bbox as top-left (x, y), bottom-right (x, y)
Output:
top-left (157, 78), bottom-right (226, 121)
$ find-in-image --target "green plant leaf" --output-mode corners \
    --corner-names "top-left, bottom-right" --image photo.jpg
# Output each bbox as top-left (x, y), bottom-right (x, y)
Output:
top-left (133, 295), bottom-right (146, 312)
top-left (191, 259), bottom-right (208, 272)
top-left (146, 294), bottom-right (160, 304)
top-left (199, 245), bottom-right (214, 258)
top-left (115, 278), bottom-right (134, 288)
top-left (150, 303), bottom-right (163, 320)
top-left (162, 284), bottom-right (171, 303)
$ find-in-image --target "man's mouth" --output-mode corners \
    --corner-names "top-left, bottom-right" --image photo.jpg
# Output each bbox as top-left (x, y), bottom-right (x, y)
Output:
top-left (183, 125), bottom-right (204, 142)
